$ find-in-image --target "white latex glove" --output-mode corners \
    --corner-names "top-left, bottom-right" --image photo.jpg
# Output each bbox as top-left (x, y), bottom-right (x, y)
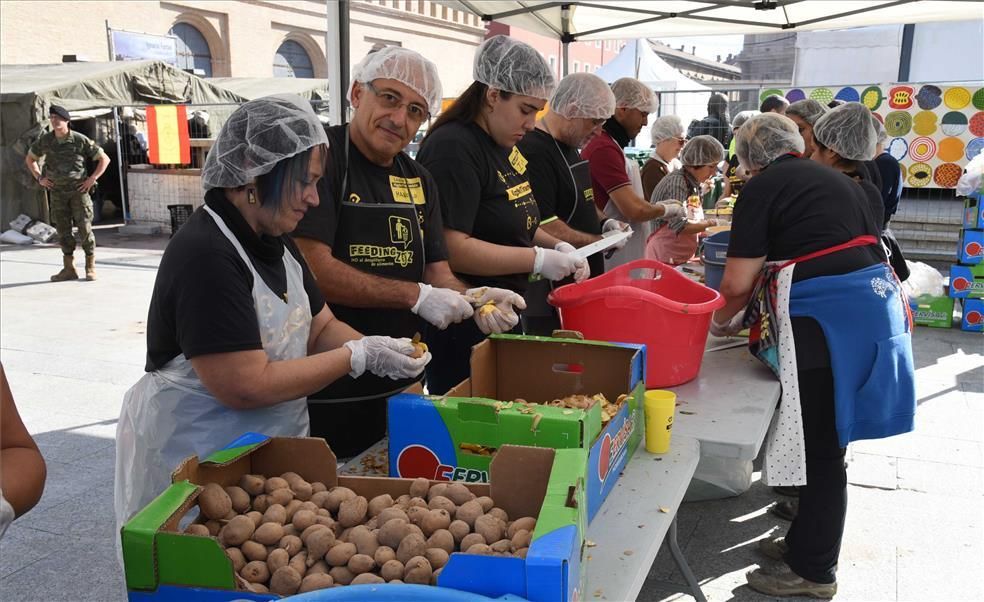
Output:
top-left (344, 336), bottom-right (430, 380)
top-left (602, 219), bottom-right (632, 251)
top-left (467, 287), bottom-right (527, 335)
top-left (704, 218), bottom-right (719, 227)
top-left (533, 246), bottom-right (586, 282)
top-left (554, 242), bottom-right (590, 283)
top-left (411, 283), bottom-right (474, 329)
top-left (709, 310), bottom-right (746, 337)
top-left (655, 201), bottom-right (686, 220)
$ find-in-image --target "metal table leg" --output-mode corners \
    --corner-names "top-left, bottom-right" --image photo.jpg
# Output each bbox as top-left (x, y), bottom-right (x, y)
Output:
top-left (668, 516), bottom-right (706, 602)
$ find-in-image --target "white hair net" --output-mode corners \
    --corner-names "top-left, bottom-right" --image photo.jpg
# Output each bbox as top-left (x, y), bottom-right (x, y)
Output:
top-left (735, 113), bottom-right (805, 171)
top-left (550, 73), bottom-right (615, 120)
top-left (680, 135), bottom-right (725, 166)
top-left (611, 78), bottom-right (659, 113)
top-left (473, 35), bottom-right (555, 100)
top-left (650, 115), bottom-right (684, 143)
top-left (731, 110), bottom-right (759, 130)
top-left (813, 102), bottom-right (877, 161)
top-left (786, 99), bottom-right (828, 126)
top-left (201, 94), bottom-right (328, 190)
top-left (349, 46), bottom-right (443, 116)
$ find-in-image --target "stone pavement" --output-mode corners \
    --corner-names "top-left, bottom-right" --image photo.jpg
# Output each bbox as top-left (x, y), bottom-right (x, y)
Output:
top-left (0, 231), bottom-right (981, 602)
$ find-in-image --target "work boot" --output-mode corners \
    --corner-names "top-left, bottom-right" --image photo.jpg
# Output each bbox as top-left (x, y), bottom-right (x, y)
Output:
top-left (51, 255), bottom-right (78, 282)
top-left (746, 565), bottom-right (837, 599)
top-left (85, 254), bottom-right (97, 281)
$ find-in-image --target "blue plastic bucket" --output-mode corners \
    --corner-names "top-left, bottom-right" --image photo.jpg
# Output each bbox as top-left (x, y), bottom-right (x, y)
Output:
top-left (702, 230), bottom-right (730, 291)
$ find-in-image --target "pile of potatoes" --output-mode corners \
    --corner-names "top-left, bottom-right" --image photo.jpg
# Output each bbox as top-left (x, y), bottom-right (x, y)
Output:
top-left (183, 472), bottom-right (536, 596)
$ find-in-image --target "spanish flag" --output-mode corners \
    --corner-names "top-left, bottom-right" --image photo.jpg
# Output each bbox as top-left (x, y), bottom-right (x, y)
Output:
top-left (146, 105), bottom-right (191, 164)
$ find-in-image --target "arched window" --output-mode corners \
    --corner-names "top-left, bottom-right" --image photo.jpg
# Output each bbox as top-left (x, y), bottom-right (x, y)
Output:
top-left (274, 40), bottom-right (314, 78)
top-left (169, 22), bottom-right (213, 76)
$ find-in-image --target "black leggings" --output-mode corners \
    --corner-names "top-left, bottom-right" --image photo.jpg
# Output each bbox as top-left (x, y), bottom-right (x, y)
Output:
top-left (783, 366), bottom-right (847, 584)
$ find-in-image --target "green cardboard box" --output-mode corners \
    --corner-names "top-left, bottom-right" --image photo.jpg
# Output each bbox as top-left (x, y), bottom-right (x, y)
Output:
top-left (909, 294), bottom-right (955, 328)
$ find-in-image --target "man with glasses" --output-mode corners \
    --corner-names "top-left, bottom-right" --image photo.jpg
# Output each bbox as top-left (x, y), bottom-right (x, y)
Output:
top-left (582, 78), bottom-right (686, 270)
top-left (516, 73), bottom-right (627, 334)
top-left (294, 47), bottom-right (519, 456)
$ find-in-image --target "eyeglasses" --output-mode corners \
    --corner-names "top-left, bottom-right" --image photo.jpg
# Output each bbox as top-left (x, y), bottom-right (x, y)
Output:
top-left (364, 81), bottom-right (430, 122)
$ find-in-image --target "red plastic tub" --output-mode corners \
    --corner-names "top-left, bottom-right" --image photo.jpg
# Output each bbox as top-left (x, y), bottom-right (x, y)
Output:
top-left (548, 260), bottom-right (725, 388)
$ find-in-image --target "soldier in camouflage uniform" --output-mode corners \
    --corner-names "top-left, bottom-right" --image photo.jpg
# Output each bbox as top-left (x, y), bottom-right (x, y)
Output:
top-left (25, 105), bottom-right (110, 281)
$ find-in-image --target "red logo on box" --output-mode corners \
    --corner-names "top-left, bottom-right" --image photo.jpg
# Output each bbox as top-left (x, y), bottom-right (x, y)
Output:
top-left (395, 444), bottom-right (488, 482)
top-left (598, 417), bottom-right (635, 482)
top-left (967, 310), bottom-right (983, 325)
top-left (952, 277), bottom-right (971, 291)
top-left (966, 242), bottom-right (983, 257)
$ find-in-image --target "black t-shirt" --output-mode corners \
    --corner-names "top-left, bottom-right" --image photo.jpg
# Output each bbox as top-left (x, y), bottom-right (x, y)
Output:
top-left (417, 120), bottom-right (541, 293)
top-left (725, 154), bottom-right (745, 197)
top-left (517, 128), bottom-right (603, 277)
top-left (145, 190), bottom-right (326, 372)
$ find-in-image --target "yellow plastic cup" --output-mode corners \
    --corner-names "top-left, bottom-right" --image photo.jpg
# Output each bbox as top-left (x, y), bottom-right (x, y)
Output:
top-left (644, 389), bottom-right (676, 454)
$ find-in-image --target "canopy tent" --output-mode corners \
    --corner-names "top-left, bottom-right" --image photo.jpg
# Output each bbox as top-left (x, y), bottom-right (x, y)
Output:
top-left (0, 60), bottom-right (247, 223)
top-left (596, 39), bottom-right (711, 145)
top-left (207, 77), bottom-right (331, 101)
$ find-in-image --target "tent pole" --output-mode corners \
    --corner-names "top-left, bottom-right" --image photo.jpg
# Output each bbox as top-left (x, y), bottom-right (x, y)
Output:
top-left (325, 0), bottom-right (349, 126)
top-left (561, 3), bottom-right (572, 76)
top-left (112, 107), bottom-right (129, 223)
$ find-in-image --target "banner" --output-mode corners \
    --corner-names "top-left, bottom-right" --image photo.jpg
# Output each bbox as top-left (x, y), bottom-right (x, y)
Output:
top-left (146, 105), bottom-right (191, 165)
top-left (760, 83), bottom-right (984, 189)
top-left (110, 29), bottom-right (178, 65)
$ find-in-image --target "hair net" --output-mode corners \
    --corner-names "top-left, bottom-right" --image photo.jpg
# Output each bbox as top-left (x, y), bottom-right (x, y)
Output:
top-left (731, 110), bottom-right (759, 130)
top-left (611, 78), bottom-right (659, 113)
top-left (680, 135), bottom-right (725, 166)
top-left (349, 46), bottom-right (443, 116)
top-left (473, 35), bottom-right (555, 100)
top-left (786, 99), bottom-right (828, 126)
top-left (202, 94), bottom-right (328, 190)
top-left (813, 102), bottom-right (877, 161)
top-left (549, 73), bottom-right (616, 120)
top-left (735, 113), bottom-right (804, 171)
top-left (650, 115), bottom-right (684, 143)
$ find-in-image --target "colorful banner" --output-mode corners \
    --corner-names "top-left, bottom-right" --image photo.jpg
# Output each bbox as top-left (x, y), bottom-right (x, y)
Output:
top-left (146, 105), bottom-right (191, 165)
top-left (760, 83), bottom-right (984, 189)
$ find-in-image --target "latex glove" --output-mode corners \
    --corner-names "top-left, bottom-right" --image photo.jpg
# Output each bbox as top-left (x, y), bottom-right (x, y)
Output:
top-left (467, 287), bottom-right (526, 334)
top-left (554, 242), bottom-right (590, 283)
top-left (411, 283), bottom-right (474, 329)
top-left (655, 201), bottom-right (686, 220)
top-left (602, 219), bottom-right (632, 251)
top-left (709, 310), bottom-right (746, 337)
top-left (704, 218), bottom-right (719, 228)
top-left (533, 246), bottom-right (586, 282)
top-left (344, 336), bottom-right (430, 380)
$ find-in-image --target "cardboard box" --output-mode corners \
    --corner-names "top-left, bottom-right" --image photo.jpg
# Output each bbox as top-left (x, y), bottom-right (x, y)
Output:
top-left (388, 334), bottom-right (645, 522)
top-left (949, 263), bottom-right (984, 299)
top-left (909, 295), bottom-right (955, 328)
top-left (964, 194), bottom-right (984, 230)
top-left (957, 229), bottom-right (983, 265)
top-left (960, 298), bottom-right (984, 332)
top-left (122, 433), bottom-right (588, 602)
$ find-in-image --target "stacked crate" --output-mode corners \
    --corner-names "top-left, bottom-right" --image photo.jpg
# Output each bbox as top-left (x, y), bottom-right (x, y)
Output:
top-left (950, 192), bottom-right (984, 332)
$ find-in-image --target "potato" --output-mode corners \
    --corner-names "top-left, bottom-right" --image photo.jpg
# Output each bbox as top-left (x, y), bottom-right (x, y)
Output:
top-left (199, 483), bottom-right (233, 520)
top-left (225, 547), bottom-right (247, 572)
top-left (282, 524), bottom-right (299, 538)
top-left (396, 494), bottom-right (413, 509)
top-left (219, 515), bottom-right (255, 547)
top-left (347, 553), bottom-right (375, 575)
top-left (316, 508), bottom-right (331, 517)
top-left (292, 509), bottom-right (318, 532)
top-left (474, 514), bottom-right (504, 543)
top-left (253, 522), bottom-right (285, 546)
top-left (264, 476), bottom-right (290, 494)
top-left (239, 474), bottom-right (265, 497)
top-left (489, 507), bottom-right (510, 523)
top-left (427, 495), bottom-right (456, 516)
top-left (299, 501), bottom-right (319, 514)
top-left (268, 488), bottom-right (294, 507)
top-left (245, 511), bottom-right (263, 528)
top-left (425, 548), bottom-right (449, 569)
top-left (511, 529), bottom-right (532, 550)
top-left (448, 520), bottom-right (470, 545)
top-left (223, 510), bottom-right (238, 521)
top-left (311, 482), bottom-right (328, 494)
top-left (426, 529), bottom-right (454, 554)
top-left (329, 566), bottom-right (355, 585)
top-left (426, 483), bottom-right (449, 501)
top-left (377, 507), bottom-right (409, 528)
top-left (406, 506), bottom-right (427, 526)
top-left (252, 495), bottom-right (271, 514)
top-left (245, 582), bottom-right (269, 594)
top-left (338, 496), bottom-right (369, 528)
top-left (348, 525), bottom-right (379, 557)
top-left (241, 540), bottom-right (268, 562)
top-left (515, 547), bottom-right (529, 559)
top-left (338, 527), bottom-right (353, 543)
top-left (455, 500), bottom-right (483, 528)
top-left (409, 477), bottom-right (430, 499)
top-left (299, 573), bottom-right (334, 593)
top-left (204, 520), bottom-right (222, 536)
top-left (419, 509), bottom-right (452, 537)
top-left (289, 551), bottom-right (308, 575)
top-left (490, 539), bottom-right (512, 554)
top-left (378, 518), bottom-right (411, 549)
top-left (301, 524), bottom-right (330, 545)
top-left (374, 545), bottom-right (396, 566)
top-left (291, 480), bottom-right (314, 502)
top-left (184, 523), bottom-right (210, 537)
top-left (403, 555), bottom-right (433, 585)
top-left (224, 486), bottom-right (251, 514)
top-left (365, 517), bottom-right (379, 531)
top-left (310, 491), bottom-right (332, 510)
top-left (316, 515), bottom-right (338, 532)
top-left (262, 504), bottom-right (287, 526)
top-left (460, 533), bottom-right (486, 552)
top-left (396, 532), bottom-right (427, 564)
top-left (368, 494), bottom-right (394, 517)
top-left (284, 499), bottom-right (304, 522)
top-left (351, 572), bottom-right (385, 585)
top-left (307, 559), bottom-right (330, 575)
top-left (408, 497), bottom-right (428, 509)
top-left (508, 517), bottom-right (536, 538)
top-left (465, 543), bottom-right (491, 555)
top-left (445, 483), bottom-right (475, 506)
top-left (306, 528), bottom-right (337, 565)
top-left (325, 541), bottom-right (357, 567)
top-left (475, 496), bottom-right (494, 513)
top-left (325, 487), bottom-right (357, 513)
top-left (381, 559), bottom-right (404, 581)
top-left (279, 534), bottom-right (303, 556)
top-left (267, 547), bottom-right (290, 574)
top-left (241, 560), bottom-right (270, 584)
top-left (269, 566), bottom-right (302, 595)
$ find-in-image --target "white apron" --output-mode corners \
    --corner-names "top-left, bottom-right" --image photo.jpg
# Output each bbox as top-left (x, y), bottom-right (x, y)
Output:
top-left (114, 205), bottom-right (312, 530)
top-left (604, 156), bottom-right (652, 271)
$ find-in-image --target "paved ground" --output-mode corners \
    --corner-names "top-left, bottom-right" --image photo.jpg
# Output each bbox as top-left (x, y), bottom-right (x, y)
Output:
top-left (0, 230), bottom-right (981, 601)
